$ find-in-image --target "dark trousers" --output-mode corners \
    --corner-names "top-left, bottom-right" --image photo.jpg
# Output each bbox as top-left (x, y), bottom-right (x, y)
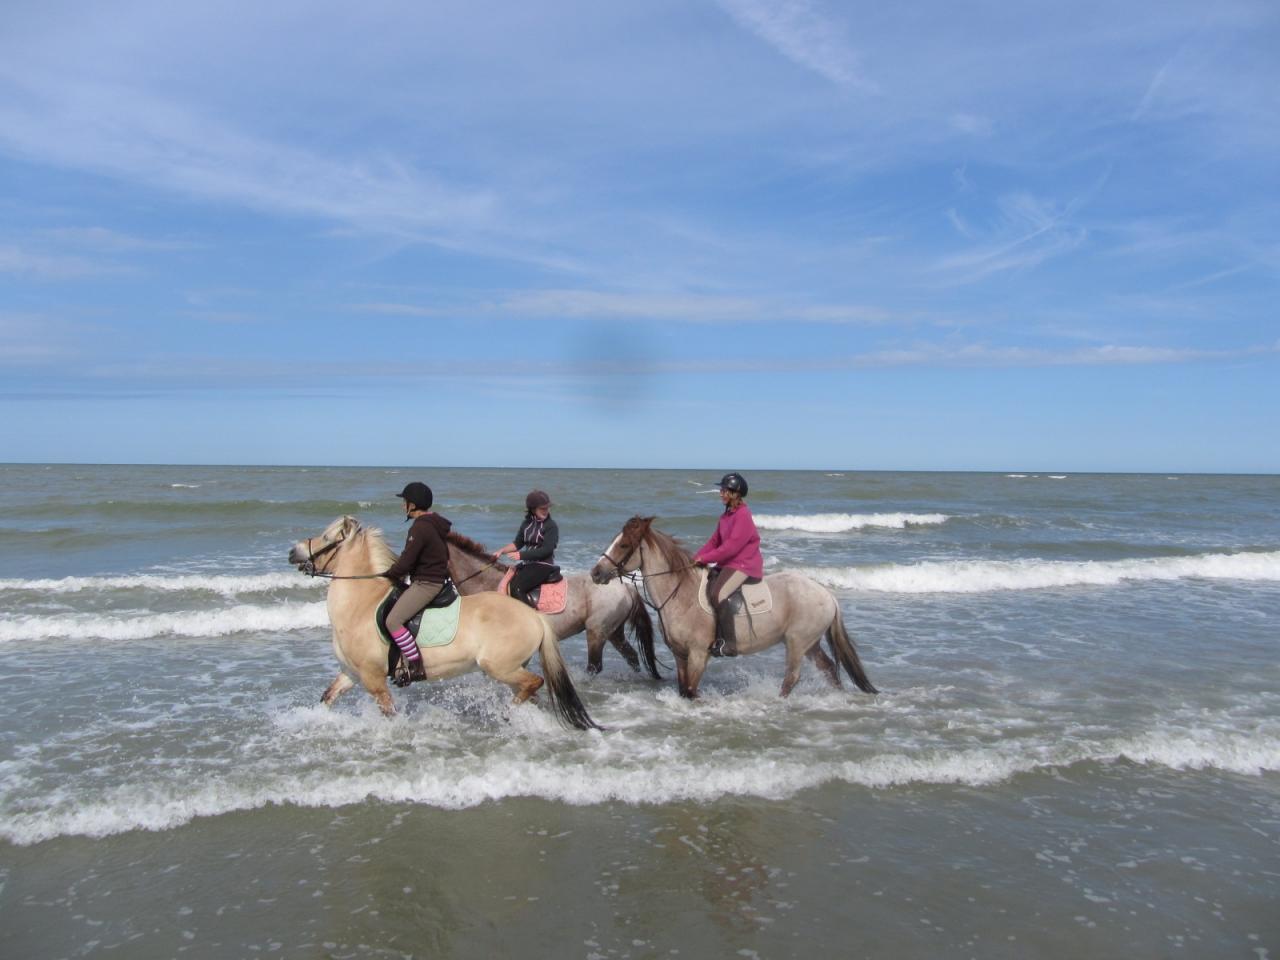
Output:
top-left (708, 567), bottom-right (752, 654)
top-left (509, 563), bottom-right (559, 607)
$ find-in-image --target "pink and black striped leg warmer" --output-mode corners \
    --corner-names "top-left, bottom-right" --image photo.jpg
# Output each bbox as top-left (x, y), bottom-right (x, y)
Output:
top-left (390, 627), bottom-right (421, 661)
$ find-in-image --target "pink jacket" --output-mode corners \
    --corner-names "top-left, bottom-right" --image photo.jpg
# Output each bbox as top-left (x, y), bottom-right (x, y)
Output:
top-left (693, 502), bottom-right (763, 578)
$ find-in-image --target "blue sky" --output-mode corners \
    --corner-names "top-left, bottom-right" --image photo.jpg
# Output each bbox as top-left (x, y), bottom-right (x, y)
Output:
top-left (1, 0), bottom-right (1276, 472)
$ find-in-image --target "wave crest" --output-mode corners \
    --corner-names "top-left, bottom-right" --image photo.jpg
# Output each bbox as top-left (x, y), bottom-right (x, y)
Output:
top-left (754, 512), bottom-right (949, 533)
top-left (0, 601), bottom-right (330, 643)
top-left (793, 550), bottom-right (1280, 593)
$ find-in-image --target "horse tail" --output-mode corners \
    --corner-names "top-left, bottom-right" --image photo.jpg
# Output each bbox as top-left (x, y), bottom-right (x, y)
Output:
top-left (827, 604), bottom-right (878, 694)
top-left (628, 592), bottom-right (661, 679)
top-left (538, 615), bottom-right (603, 731)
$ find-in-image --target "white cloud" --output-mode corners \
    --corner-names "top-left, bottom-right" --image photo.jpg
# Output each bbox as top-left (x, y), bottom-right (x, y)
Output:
top-left (0, 70), bottom-right (501, 247)
top-left (0, 243), bottom-right (129, 279)
top-left (715, 0), bottom-right (875, 92)
top-left (949, 113), bottom-right (992, 136)
top-left (352, 289), bottom-right (895, 325)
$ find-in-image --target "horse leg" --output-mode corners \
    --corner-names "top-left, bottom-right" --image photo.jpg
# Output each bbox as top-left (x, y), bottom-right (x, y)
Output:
top-left (321, 671), bottom-right (355, 706)
top-left (779, 641), bottom-right (807, 697)
top-left (357, 666), bottom-right (397, 716)
top-left (606, 623), bottom-right (641, 672)
top-left (683, 648), bottom-right (710, 699)
top-left (805, 645), bottom-right (841, 689)
top-left (675, 655), bottom-right (690, 698)
top-left (586, 628), bottom-right (607, 675)
top-left (493, 666), bottom-right (545, 704)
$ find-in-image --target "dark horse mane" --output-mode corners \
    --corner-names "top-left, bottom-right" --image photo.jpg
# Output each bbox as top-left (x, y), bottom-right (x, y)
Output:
top-left (446, 530), bottom-right (493, 562)
top-left (622, 516), bottom-right (693, 575)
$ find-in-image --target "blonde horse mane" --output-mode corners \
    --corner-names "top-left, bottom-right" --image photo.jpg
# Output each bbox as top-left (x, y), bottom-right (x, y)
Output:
top-left (352, 523), bottom-right (396, 571)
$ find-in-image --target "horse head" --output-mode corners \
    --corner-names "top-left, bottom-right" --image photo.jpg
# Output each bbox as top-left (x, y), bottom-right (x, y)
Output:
top-left (591, 516), bottom-right (655, 584)
top-left (288, 515), bottom-right (361, 574)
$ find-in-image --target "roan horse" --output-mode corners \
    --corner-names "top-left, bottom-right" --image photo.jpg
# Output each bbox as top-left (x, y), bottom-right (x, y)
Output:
top-left (445, 531), bottom-right (661, 678)
top-left (590, 516), bottom-right (878, 700)
top-left (289, 516), bottom-right (599, 730)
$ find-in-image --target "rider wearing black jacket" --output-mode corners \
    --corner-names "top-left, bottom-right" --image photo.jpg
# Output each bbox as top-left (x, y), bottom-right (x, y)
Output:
top-left (493, 490), bottom-right (561, 607)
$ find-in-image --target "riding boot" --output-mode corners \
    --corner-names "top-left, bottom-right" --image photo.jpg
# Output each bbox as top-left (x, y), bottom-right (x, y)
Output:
top-left (390, 627), bottom-right (428, 686)
top-left (407, 652), bottom-right (428, 683)
top-left (710, 602), bottom-right (739, 658)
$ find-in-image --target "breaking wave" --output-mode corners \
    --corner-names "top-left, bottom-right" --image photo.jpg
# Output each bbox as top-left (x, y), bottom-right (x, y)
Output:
top-left (754, 512), bottom-right (950, 533)
top-left (2, 720), bottom-right (1274, 844)
top-left (0, 572), bottom-right (322, 597)
top-left (792, 550), bottom-right (1280, 593)
top-left (0, 601), bottom-right (329, 643)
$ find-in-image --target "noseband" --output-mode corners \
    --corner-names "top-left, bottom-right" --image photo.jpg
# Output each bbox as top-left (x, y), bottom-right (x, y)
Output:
top-left (300, 533), bottom-right (346, 577)
top-left (600, 536), bottom-right (643, 580)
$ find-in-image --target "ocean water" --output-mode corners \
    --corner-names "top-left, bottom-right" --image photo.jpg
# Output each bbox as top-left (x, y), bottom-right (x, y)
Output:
top-left (1, 464), bottom-right (1277, 958)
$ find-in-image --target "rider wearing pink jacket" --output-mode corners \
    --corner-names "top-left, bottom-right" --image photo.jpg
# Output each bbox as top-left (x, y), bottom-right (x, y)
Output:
top-left (693, 472), bottom-right (762, 657)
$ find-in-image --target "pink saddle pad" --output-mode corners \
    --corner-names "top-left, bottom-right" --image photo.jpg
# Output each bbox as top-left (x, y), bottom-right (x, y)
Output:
top-left (497, 568), bottom-right (568, 615)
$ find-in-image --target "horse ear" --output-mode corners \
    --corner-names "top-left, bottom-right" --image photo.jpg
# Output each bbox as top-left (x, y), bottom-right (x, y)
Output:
top-left (342, 515), bottom-right (359, 537)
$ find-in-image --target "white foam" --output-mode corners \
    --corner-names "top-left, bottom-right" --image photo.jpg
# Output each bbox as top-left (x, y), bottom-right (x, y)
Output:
top-left (0, 572), bottom-right (322, 597)
top-left (791, 550), bottom-right (1280, 593)
top-left (0, 601), bottom-right (330, 643)
top-left (754, 513), bottom-right (950, 533)
top-left (3, 721), bottom-right (1274, 845)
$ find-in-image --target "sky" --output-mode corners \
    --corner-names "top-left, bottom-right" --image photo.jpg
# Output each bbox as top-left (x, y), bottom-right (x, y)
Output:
top-left (1, 0), bottom-right (1277, 472)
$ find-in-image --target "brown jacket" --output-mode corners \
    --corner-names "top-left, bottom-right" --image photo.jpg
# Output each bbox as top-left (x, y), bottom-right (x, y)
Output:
top-left (385, 513), bottom-right (452, 583)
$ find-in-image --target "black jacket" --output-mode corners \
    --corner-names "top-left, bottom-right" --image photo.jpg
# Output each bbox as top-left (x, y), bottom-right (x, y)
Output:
top-left (386, 512), bottom-right (452, 583)
top-left (513, 514), bottom-right (558, 564)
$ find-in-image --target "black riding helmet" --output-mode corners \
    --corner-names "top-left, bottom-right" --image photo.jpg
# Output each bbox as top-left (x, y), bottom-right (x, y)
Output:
top-left (396, 481), bottom-right (433, 511)
top-left (716, 472), bottom-right (748, 496)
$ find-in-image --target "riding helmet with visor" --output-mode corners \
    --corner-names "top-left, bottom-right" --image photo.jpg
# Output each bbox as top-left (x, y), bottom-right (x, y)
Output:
top-left (396, 482), bottom-right (433, 511)
top-left (716, 472), bottom-right (748, 496)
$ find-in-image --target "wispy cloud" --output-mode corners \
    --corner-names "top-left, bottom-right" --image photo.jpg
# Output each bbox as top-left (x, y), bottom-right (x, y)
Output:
top-left (352, 288), bottom-right (895, 325)
top-left (0, 69), bottom-right (502, 249)
top-left (935, 191), bottom-right (1091, 283)
top-left (715, 0), bottom-right (875, 92)
top-left (6, 337), bottom-right (1273, 396)
top-left (0, 243), bottom-right (131, 279)
top-left (39, 226), bottom-right (198, 253)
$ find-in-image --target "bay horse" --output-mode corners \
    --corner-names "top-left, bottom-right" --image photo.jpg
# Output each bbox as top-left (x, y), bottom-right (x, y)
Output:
top-left (288, 516), bottom-right (599, 729)
top-left (445, 531), bottom-right (660, 678)
top-left (590, 516), bottom-right (877, 700)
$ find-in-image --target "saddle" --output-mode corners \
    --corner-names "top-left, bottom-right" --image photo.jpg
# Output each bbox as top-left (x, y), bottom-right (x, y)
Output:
top-left (696, 568), bottom-right (772, 618)
top-left (376, 581), bottom-right (462, 680)
top-left (497, 567), bottom-right (568, 614)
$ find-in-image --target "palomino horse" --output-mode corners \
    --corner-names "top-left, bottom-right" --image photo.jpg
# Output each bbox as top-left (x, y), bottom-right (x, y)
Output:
top-left (590, 516), bottom-right (878, 700)
top-left (288, 516), bottom-right (599, 730)
top-left (445, 531), bottom-right (661, 678)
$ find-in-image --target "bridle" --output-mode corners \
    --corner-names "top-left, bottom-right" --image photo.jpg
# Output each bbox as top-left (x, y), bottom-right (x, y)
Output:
top-left (599, 535), bottom-right (695, 620)
top-left (299, 528), bottom-right (385, 581)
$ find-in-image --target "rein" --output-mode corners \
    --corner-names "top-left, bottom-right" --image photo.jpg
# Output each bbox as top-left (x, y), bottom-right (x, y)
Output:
top-left (453, 559), bottom-right (503, 587)
top-left (299, 533), bottom-right (388, 581)
top-left (602, 540), bottom-right (698, 647)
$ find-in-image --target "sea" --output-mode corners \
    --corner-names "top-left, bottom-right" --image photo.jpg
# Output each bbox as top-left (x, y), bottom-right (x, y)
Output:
top-left (1, 464), bottom-right (1277, 959)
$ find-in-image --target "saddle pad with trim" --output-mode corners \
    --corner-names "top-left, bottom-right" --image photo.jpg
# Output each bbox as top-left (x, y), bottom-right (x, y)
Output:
top-left (497, 568), bottom-right (568, 615)
top-left (375, 588), bottom-right (462, 648)
top-left (696, 568), bottom-right (773, 618)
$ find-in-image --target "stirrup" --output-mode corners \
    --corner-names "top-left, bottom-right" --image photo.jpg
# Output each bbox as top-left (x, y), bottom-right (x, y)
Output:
top-left (710, 635), bottom-right (737, 658)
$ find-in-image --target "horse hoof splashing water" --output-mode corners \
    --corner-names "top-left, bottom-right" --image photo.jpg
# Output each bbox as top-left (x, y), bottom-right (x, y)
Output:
top-left (591, 516), bottom-right (878, 700)
top-left (289, 515), bottom-right (600, 730)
